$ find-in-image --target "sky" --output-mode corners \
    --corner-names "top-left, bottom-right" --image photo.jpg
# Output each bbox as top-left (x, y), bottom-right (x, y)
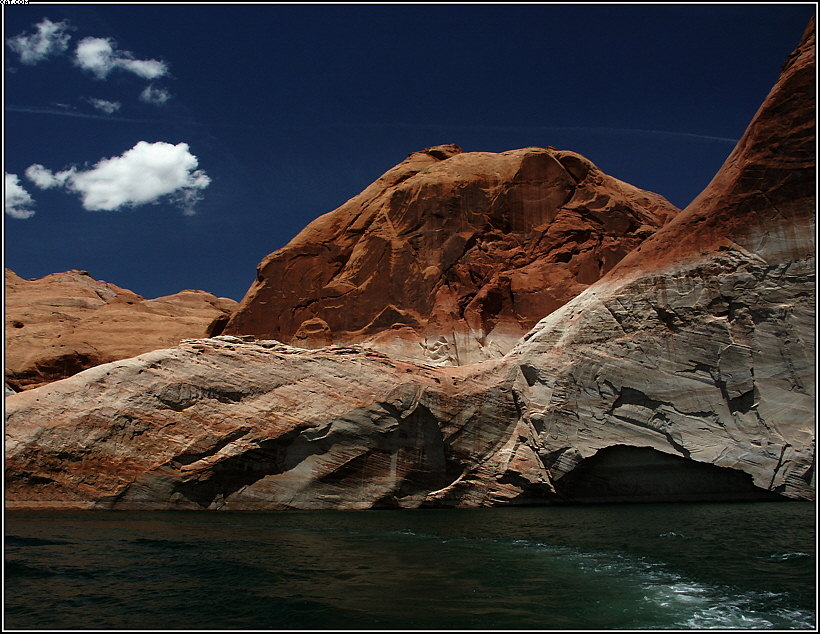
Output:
top-left (3, 3), bottom-right (815, 302)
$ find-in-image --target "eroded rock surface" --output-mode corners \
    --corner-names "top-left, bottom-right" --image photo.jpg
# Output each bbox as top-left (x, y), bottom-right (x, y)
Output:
top-left (5, 269), bottom-right (237, 390)
top-left (5, 336), bottom-right (530, 509)
top-left (4, 19), bottom-right (814, 509)
top-left (509, 16), bottom-right (815, 501)
top-left (224, 145), bottom-right (678, 364)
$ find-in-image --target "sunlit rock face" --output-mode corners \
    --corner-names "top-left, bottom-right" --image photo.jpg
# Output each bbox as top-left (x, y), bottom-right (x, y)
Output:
top-left (510, 16), bottom-right (815, 501)
top-left (4, 19), bottom-right (814, 509)
top-left (4, 336), bottom-right (531, 509)
top-left (223, 144), bottom-right (678, 365)
top-left (4, 268), bottom-right (237, 391)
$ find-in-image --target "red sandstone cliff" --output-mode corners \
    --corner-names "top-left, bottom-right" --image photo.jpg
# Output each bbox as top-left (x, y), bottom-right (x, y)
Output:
top-left (607, 16), bottom-right (815, 282)
top-left (224, 145), bottom-right (678, 364)
top-left (4, 268), bottom-right (237, 390)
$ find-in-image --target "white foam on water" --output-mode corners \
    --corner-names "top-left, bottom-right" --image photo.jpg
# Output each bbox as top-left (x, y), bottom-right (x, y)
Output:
top-left (500, 539), bottom-right (814, 630)
top-left (338, 530), bottom-right (814, 630)
top-left (640, 572), bottom-right (814, 629)
top-left (684, 604), bottom-right (776, 629)
top-left (679, 596), bottom-right (815, 630)
top-left (658, 531), bottom-right (687, 539)
top-left (770, 552), bottom-right (811, 560)
top-left (770, 608), bottom-right (817, 630)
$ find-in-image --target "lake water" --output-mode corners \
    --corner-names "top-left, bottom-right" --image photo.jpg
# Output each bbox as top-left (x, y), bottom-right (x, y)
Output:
top-left (4, 502), bottom-right (816, 630)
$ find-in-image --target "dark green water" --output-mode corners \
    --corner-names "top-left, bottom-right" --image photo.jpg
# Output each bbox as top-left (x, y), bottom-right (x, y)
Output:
top-left (4, 502), bottom-right (816, 630)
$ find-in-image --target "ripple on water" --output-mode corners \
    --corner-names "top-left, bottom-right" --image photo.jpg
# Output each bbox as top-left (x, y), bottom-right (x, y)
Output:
top-left (5, 535), bottom-right (74, 547)
top-left (769, 552), bottom-right (811, 560)
top-left (129, 537), bottom-right (199, 550)
top-left (3, 504), bottom-right (814, 630)
top-left (644, 578), bottom-right (815, 630)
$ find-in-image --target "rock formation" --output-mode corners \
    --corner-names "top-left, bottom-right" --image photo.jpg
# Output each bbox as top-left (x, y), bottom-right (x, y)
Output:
top-left (5, 269), bottom-right (237, 391)
top-left (224, 145), bottom-right (678, 364)
top-left (5, 336), bottom-right (526, 509)
top-left (4, 18), bottom-right (814, 509)
top-left (510, 16), bottom-right (815, 502)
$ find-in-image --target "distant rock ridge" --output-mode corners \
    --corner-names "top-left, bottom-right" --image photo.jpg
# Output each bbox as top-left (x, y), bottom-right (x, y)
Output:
top-left (223, 143), bottom-right (679, 364)
top-left (4, 268), bottom-right (237, 390)
top-left (4, 18), bottom-right (814, 510)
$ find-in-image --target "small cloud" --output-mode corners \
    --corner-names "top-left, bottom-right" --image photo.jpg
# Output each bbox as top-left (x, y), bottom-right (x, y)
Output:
top-left (74, 36), bottom-right (168, 80)
top-left (172, 188), bottom-right (205, 216)
top-left (139, 84), bottom-right (171, 105)
top-left (4, 173), bottom-right (36, 219)
top-left (119, 58), bottom-right (168, 80)
top-left (74, 37), bottom-right (116, 78)
top-left (7, 18), bottom-right (72, 65)
top-left (25, 163), bottom-right (72, 189)
top-left (74, 37), bottom-right (119, 79)
top-left (86, 97), bottom-right (121, 114)
top-left (26, 141), bottom-right (210, 213)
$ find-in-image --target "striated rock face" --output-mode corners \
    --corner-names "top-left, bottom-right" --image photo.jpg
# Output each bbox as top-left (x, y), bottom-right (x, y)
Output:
top-left (509, 15), bottom-right (815, 501)
top-left (5, 269), bottom-right (237, 391)
top-left (4, 19), bottom-right (814, 509)
top-left (4, 336), bottom-right (530, 509)
top-left (224, 145), bottom-right (678, 365)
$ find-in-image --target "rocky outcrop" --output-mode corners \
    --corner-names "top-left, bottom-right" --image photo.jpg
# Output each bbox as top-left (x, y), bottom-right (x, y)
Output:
top-left (4, 19), bottom-right (814, 509)
top-left (5, 269), bottom-right (237, 391)
top-left (508, 15), bottom-right (815, 501)
top-left (224, 145), bottom-right (678, 365)
top-left (4, 336), bottom-right (527, 509)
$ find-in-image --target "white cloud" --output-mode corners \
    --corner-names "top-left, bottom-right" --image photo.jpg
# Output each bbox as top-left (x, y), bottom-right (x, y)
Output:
top-left (26, 141), bottom-right (210, 213)
top-left (25, 164), bottom-right (72, 189)
top-left (5, 173), bottom-right (36, 219)
top-left (119, 58), bottom-right (168, 80)
top-left (139, 84), bottom-right (171, 105)
top-left (74, 36), bottom-right (168, 80)
top-left (172, 188), bottom-right (205, 217)
top-left (86, 97), bottom-right (121, 114)
top-left (74, 37), bottom-right (116, 78)
top-left (7, 18), bottom-right (72, 65)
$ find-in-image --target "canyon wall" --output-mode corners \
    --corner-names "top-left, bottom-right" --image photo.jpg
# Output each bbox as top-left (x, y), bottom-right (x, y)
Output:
top-left (4, 18), bottom-right (814, 509)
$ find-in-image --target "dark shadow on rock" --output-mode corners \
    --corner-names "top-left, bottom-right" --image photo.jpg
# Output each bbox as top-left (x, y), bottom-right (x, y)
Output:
top-left (554, 445), bottom-right (787, 504)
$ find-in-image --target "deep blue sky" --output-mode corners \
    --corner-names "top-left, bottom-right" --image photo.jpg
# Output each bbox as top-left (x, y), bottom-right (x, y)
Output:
top-left (4, 4), bottom-right (815, 301)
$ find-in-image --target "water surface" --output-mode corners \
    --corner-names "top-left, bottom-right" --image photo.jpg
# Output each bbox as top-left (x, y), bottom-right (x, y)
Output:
top-left (4, 502), bottom-right (815, 630)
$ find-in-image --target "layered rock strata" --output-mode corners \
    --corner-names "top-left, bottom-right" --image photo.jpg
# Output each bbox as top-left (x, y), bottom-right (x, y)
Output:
top-left (5, 336), bottom-right (529, 509)
top-left (509, 16), bottom-right (816, 501)
top-left (224, 145), bottom-right (678, 364)
top-left (4, 19), bottom-right (814, 509)
top-left (5, 269), bottom-right (237, 391)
